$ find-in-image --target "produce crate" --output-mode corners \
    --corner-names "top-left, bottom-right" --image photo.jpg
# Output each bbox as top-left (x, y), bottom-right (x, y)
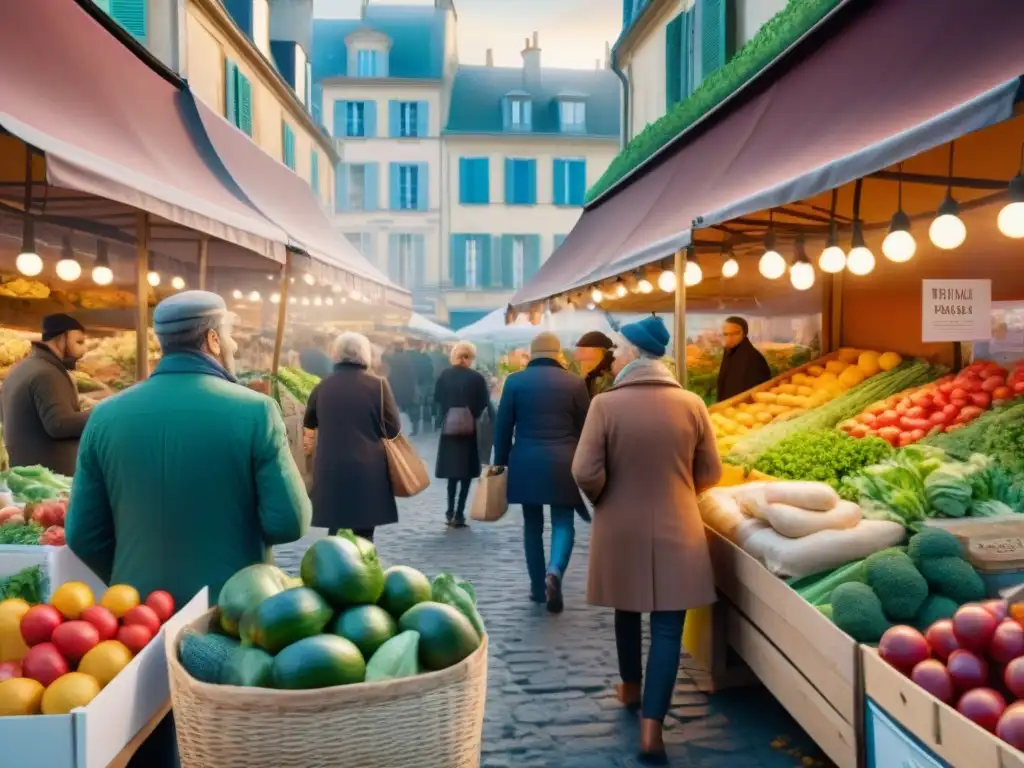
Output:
top-left (0, 589), bottom-right (209, 768)
top-left (0, 545), bottom-right (105, 601)
top-left (706, 527), bottom-right (858, 768)
top-left (863, 645), bottom-right (1024, 767)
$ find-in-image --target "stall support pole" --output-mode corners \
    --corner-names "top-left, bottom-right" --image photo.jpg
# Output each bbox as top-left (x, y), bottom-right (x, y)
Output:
top-left (135, 212), bottom-right (150, 383)
top-left (673, 249), bottom-right (687, 388)
top-left (271, 251), bottom-right (293, 375)
top-left (197, 236), bottom-right (209, 291)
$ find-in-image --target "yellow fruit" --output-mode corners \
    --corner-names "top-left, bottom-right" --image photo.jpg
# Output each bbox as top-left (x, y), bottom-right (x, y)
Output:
top-left (50, 582), bottom-right (95, 620)
top-left (839, 366), bottom-right (867, 389)
top-left (838, 348), bottom-right (861, 364)
top-left (100, 585), bottom-right (140, 619)
top-left (825, 360), bottom-right (849, 375)
top-left (806, 365), bottom-right (826, 377)
top-left (41, 673), bottom-right (101, 715)
top-left (790, 373), bottom-right (810, 385)
top-left (0, 677), bottom-right (45, 715)
top-left (0, 600), bottom-right (31, 663)
top-left (753, 392), bottom-right (777, 404)
top-left (79, 641), bottom-right (133, 688)
top-left (878, 351), bottom-right (903, 371)
top-left (857, 351), bottom-right (881, 377)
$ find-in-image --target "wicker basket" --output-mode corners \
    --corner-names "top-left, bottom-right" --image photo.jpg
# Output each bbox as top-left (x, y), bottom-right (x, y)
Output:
top-left (167, 610), bottom-right (488, 768)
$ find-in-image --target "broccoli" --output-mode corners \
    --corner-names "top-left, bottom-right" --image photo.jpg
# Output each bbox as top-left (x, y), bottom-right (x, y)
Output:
top-left (918, 556), bottom-right (986, 604)
top-left (914, 595), bottom-right (959, 630)
top-left (908, 528), bottom-right (963, 565)
top-left (832, 582), bottom-right (892, 643)
top-left (865, 551), bottom-right (929, 621)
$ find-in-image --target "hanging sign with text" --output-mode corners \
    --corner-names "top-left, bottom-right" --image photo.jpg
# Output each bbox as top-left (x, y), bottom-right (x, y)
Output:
top-left (921, 279), bottom-right (992, 343)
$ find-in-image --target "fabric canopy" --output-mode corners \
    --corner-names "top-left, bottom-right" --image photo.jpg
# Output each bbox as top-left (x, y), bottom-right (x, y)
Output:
top-left (407, 312), bottom-right (457, 341)
top-left (513, 0), bottom-right (1024, 307)
top-left (0, 0), bottom-right (288, 261)
top-left (460, 307), bottom-right (617, 346)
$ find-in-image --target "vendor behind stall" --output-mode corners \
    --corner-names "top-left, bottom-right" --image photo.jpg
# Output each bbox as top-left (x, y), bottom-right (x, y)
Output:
top-left (716, 316), bottom-right (772, 402)
top-left (0, 313), bottom-right (89, 475)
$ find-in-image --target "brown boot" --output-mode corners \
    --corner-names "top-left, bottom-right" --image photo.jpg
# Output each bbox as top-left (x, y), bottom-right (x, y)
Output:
top-left (638, 718), bottom-right (668, 765)
top-left (616, 682), bottom-right (641, 711)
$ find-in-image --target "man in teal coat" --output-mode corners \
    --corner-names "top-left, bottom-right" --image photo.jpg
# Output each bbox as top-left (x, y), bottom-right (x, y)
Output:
top-left (66, 290), bottom-right (311, 767)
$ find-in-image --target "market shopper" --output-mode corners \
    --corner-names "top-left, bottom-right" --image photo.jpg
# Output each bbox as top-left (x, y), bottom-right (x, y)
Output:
top-left (384, 341), bottom-right (418, 434)
top-left (303, 331), bottom-right (402, 542)
top-left (411, 341), bottom-right (437, 434)
top-left (493, 331), bottom-right (590, 613)
top-left (433, 341), bottom-right (491, 527)
top-left (574, 330), bottom-right (616, 397)
top-left (571, 314), bottom-right (722, 763)
top-left (66, 291), bottom-right (311, 768)
top-left (716, 315), bottom-right (772, 401)
top-left (0, 313), bottom-right (90, 476)
top-left (296, 329), bottom-right (332, 379)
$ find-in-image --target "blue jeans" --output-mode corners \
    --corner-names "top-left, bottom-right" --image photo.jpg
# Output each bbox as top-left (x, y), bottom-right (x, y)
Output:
top-left (615, 609), bottom-right (686, 721)
top-left (522, 505), bottom-right (575, 597)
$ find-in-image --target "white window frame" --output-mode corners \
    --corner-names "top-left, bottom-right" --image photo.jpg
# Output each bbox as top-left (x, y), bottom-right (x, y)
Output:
top-left (399, 102), bottom-right (419, 138)
top-left (399, 165), bottom-right (418, 210)
top-left (356, 50), bottom-right (379, 77)
top-left (512, 236), bottom-right (525, 289)
top-left (397, 234), bottom-right (415, 288)
top-left (465, 238), bottom-right (479, 289)
top-left (348, 165), bottom-right (366, 211)
top-left (345, 102), bottom-right (365, 137)
top-left (510, 98), bottom-right (531, 128)
top-left (559, 100), bottom-right (586, 130)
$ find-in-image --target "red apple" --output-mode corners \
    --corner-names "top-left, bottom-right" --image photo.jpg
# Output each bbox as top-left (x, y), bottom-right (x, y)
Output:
top-left (948, 649), bottom-right (989, 693)
top-left (982, 600), bottom-right (1009, 621)
top-left (51, 620), bottom-right (100, 664)
top-left (953, 605), bottom-right (999, 654)
top-left (998, 702), bottom-right (1024, 749)
top-left (925, 619), bottom-right (960, 662)
top-left (958, 688), bottom-right (1006, 733)
top-left (21, 643), bottom-right (69, 686)
top-left (911, 659), bottom-right (954, 703)
top-left (1005, 657), bottom-right (1024, 699)
top-left (116, 624), bottom-right (153, 655)
top-left (122, 605), bottom-right (161, 636)
top-left (879, 626), bottom-right (931, 675)
top-left (80, 605), bottom-right (119, 642)
top-left (989, 619), bottom-right (1024, 664)
top-left (144, 591), bottom-right (175, 624)
top-left (19, 604), bottom-right (63, 646)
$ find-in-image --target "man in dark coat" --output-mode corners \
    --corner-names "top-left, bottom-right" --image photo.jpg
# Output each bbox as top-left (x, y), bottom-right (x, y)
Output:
top-left (411, 342), bottom-right (437, 434)
top-left (1, 313), bottom-right (90, 475)
top-left (494, 332), bottom-right (590, 613)
top-left (716, 316), bottom-right (772, 402)
top-left (384, 341), bottom-right (417, 433)
top-left (304, 332), bottom-right (402, 541)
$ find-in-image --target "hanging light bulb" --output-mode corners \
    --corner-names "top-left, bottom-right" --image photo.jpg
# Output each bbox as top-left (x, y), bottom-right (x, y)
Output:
top-left (270, 293), bottom-right (281, 304)
top-left (332, 284), bottom-right (343, 294)
top-left (325, 296), bottom-right (334, 306)
top-left (637, 276), bottom-right (653, 294)
top-left (684, 247), bottom-right (703, 287)
top-left (590, 287), bottom-right (603, 304)
top-left (92, 241), bottom-right (114, 285)
top-left (248, 291), bottom-right (261, 302)
top-left (657, 269), bottom-right (676, 292)
top-left (758, 230), bottom-right (786, 280)
top-left (301, 297), bottom-right (310, 306)
top-left (614, 280), bottom-right (628, 298)
top-left (147, 270), bottom-right (161, 287)
top-left (721, 247), bottom-right (739, 279)
top-left (314, 296), bottom-right (323, 307)
top-left (586, 302), bottom-right (596, 310)
top-left (998, 169), bottom-right (1024, 239)
top-left (232, 289), bottom-right (243, 300)
top-left (846, 221), bottom-right (876, 276)
top-left (171, 276), bottom-right (186, 290)
top-left (303, 273), bottom-right (316, 286)
top-left (882, 210), bottom-right (916, 263)
top-left (929, 196), bottom-right (966, 250)
top-left (16, 216), bottom-right (43, 277)
top-left (817, 192), bottom-right (846, 273)
top-left (56, 233), bottom-right (82, 282)
top-left (788, 237), bottom-right (815, 291)
top-left (289, 296), bottom-right (297, 305)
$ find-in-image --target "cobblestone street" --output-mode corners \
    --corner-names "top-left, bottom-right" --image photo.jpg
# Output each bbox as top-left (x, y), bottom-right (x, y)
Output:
top-left (276, 433), bottom-right (832, 767)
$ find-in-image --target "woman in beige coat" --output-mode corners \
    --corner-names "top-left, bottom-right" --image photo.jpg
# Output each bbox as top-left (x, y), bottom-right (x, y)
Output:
top-left (571, 315), bottom-right (722, 764)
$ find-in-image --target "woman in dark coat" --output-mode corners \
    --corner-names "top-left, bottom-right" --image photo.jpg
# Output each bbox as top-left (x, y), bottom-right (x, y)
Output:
top-left (303, 332), bottom-right (402, 542)
top-left (493, 332), bottom-right (590, 613)
top-left (434, 341), bottom-right (491, 528)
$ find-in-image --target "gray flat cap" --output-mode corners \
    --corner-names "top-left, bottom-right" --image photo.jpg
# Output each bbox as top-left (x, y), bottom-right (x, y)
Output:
top-left (153, 290), bottom-right (227, 335)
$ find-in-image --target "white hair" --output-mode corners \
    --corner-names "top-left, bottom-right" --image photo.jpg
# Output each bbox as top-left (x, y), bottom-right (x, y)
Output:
top-left (614, 339), bottom-right (659, 366)
top-left (331, 331), bottom-right (373, 367)
top-left (450, 341), bottom-right (477, 366)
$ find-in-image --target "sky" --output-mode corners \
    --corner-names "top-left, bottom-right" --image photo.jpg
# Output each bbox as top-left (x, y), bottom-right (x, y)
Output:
top-left (313, 0), bottom-right (623, 70)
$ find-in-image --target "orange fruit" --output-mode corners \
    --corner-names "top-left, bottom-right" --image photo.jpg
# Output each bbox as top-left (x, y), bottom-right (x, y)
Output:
top-left (50, 581), bottom-right (95, 620)
top-left (41, 672), bottom-right (101, 715)
top-left (100, 585), bottom-right (140, 619)
top-left (78, 641), bottom-right (133, 687)
top-left (0, 600), bottom-right (31, 663)
top-left (0, 677), bottom-right (44, 715)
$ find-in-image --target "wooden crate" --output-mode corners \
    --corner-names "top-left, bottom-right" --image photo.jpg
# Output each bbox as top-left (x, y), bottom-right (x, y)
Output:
top-left (863, 647), bottom-right (1024, 768)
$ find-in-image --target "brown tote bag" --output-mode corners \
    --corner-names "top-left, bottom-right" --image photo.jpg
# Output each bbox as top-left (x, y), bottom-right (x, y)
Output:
top-left (380, 382), bottom-right (430, 497)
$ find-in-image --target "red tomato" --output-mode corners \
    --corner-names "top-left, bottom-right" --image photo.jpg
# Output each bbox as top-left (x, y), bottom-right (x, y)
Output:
top-left (956, 406), bottom-right (985, 424)
top-left (898, 432), bottom-right (918, 447)
top-left (909, 429), bottom-right (927, 442)
top-left (951, 387), bottom-right (970, 401)
top-left (932, 391), bottom-right (950, 408)
top-left (969, 391), bottom-right (992, 409)
top-left (850, 424), bottom-right (871, 439)
top-left (993, 386), bottom-right (1013, 402)
top-left (906, 406), bottom-right (926, 419)
top-left (982, 376), bottom-right (1007, 393)
top-left (909, 392), bottom-right (934, 408)
top-left (939, 382), bottom-right (955, 395)
top-left (1014, 381), bottom-right (1024, 394)
top-left (929, 410), bottom-right (951, 426)
top-left (951, 398), bottom-right (969, 409)
top-left (899, 416), bottom-right (932, 432)
top-left (943, 403), bottom-right (962, 417)
top-left (878, 426), bottom-right (902, 445)
top-left (860, 412), bottom-right (877, 427)
top-left (876, 410), bottom-right (900, 428)
top-left (896, 401), bottom-right (910, 416)
top-left (144, 591), bottom-right (175, 624)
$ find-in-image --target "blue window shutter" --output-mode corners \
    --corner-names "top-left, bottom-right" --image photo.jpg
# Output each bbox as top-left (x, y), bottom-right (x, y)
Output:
top-left (568, 160), bottom-right (587, 205)
top-left (416, 101), bottom-right (429, 137)
top-left (364, 163), bottom-right (379, 211)
top-left (310, 152), bottom-right (319, 192)
top-left (111, 0), bottom-right (146, 42)
top-left (553, 159), bottom-right (566, 205)
top-left (524, 235), bottom-right (541, 280)
top-left (501, 98), bottom-right (511, 130)
top-left (238, 75), bottom-right (253, 137)
top-left (415, 163), bottom-right (428, 211)
top-left (500, 236), bottom-right (514, 289)
top-left (335, 164), bottom-right (350, 212)
top-left (458, 158), bottom-right (471, 204)
top-left (699, 0), bottom-right (728, 82)
top-left (333, 100), bottom-right (347, 137)
top-left (504, 158), bottom-right (515, 204)
top-left (388, 101), bottom-right (400, 138)
top-left (388, 163), bottom-right (401, 210)
top-left (554, 234), bottom-right (567, 250)
top-left (681, 9), bottom-right (693, 97)
top-left (665, 15), bottom-right (682, 110)
top-left (512, 160), bottom-right (529, 205)
top-left (477, 159), bottom-right (490, 203)
top-left (525, 161), bottom-right (537, 205)
top-left (364, 101), bottom-right (377, 137)
top-left (225, 60), bottom-right (238, 126)
top-left (450, 235), bottom-right (467, 287)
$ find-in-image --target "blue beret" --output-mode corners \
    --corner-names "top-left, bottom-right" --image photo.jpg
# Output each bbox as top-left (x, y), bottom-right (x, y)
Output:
top-left (153, 290), bottom-right (227, 335)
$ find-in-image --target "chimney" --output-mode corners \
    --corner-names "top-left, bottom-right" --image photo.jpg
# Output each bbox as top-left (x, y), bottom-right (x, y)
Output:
top-left (268, 0), bottom-right (313, 55)
top-left (604, 40), bottom-right (611, 69)
top-left (522, 31), bottom-right (541, 88)
top-left (485, 48), bottom-right (493, 67)
top-left (595, 59), bottom-right (600, 70)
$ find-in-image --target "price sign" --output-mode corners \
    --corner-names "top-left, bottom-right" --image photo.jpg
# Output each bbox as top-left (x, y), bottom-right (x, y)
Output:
top-left (922, 279), bottom-right (992, 343)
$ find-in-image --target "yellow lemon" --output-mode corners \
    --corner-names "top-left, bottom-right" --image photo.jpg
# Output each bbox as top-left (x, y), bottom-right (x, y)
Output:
top-left (41, 672), bottom-right (101, 715)
top-left (50, 581), bottom-right (95, 620)
top-left (100, 585), bottom-right (140, 619)
top-left (0, 677), bottom-right (45, 715)
top-left (78, 641), bottom-right (133, 688)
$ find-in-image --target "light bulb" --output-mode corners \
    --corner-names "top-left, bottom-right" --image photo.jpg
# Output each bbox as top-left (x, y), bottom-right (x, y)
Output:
top-left (637, 278), bottom-right (653, 294)
top-left (92, 264), bottom-right (114, 286)
top-left (929, 196), bottom-right (966, 250)
top-left (248, 291), bottom-right (261, 302)
top-left (614, 282), bottom-right (627, 298)
top-left (332, 284), bottom-right (342, 294)
top-left (819, 245), bottom-right (846, 273)
top-left (289, 296), bottom-right (297, 305)
top-left (232, 289), bottom-right (243, 300)
top-left (56, 258), bottom-right (81, 282)
top-left (789, 261), bottom-right (815, 291)
top-left (16, 251), bottom-right (43, 277)
top-left (325, 297), bottom-right (334, 306)
top-left (314, 296), bottom-right (323, 306)
top-left (998, 201), bottom-right (1024, 239)
top-left (758, 249), bottom-right (786, 280)
top-left (657, 270), bottom-right (676, 292)
top-left (846, 246), bottom-right (875, 276)
top-left (303, 273), bottom-right (316, 286)
top-left (147, 271), bottom-right (161, 287)
top-left (267, 274), bottom-right (274, 281)
top-left (586, 302), bottom-right (596, 310)
top-left (590, 288), bottom-right (603, 303)
top-left (882, 229), bottom-right (916, 263)
top-left (721, 258), bottom-right (739, 279)
top-left (270, 293), bottom-right (281, 304)
top-left (171, 276), bottom-right (185, 290)
top-left (684, 259), bottom-right (702, 287)
top-left (301, 297), bottom-right (310, 306)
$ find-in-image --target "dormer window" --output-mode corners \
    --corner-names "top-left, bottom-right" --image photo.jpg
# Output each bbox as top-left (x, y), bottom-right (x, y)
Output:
top-left (347, 28), bottom-right (392, 78)
top-left (356, 50), bottom-right (382, 77)
top-left (504, 94), bottom-right (532, 131)
top-left (559, 100), bottom-right (586, 132)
